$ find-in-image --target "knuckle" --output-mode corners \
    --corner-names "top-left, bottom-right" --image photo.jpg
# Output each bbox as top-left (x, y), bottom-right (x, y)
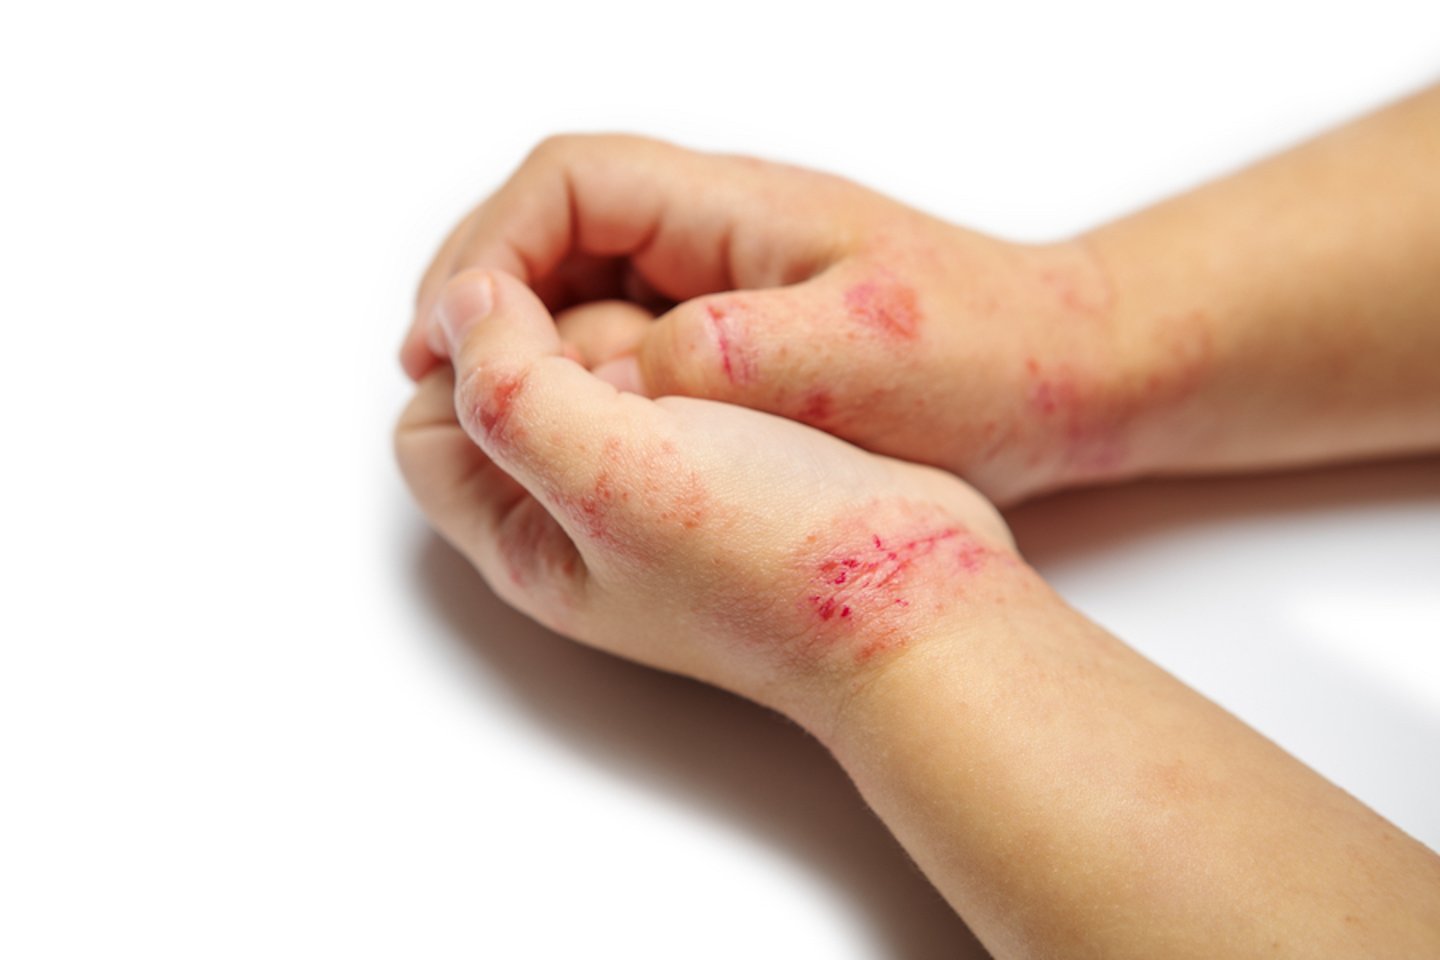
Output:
top-left (691, 295), bottom-right (761, 392)
top-left (525, 133), bottom-right (584, 168)
top-left (454, 362), bottom-right (530, 451)
top-left (524, 132), bottom-right (669, 173)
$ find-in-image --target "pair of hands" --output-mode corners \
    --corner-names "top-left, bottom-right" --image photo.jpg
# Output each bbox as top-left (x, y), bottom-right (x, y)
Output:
top-left (397, 106), bottom-right (1440, 960)
top-left (395, 135), bottom-right (1195, 728)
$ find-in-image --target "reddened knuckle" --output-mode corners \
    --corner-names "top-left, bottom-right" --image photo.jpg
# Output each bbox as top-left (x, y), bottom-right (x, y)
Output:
top-left (454, 363), bottom-right (528, 448)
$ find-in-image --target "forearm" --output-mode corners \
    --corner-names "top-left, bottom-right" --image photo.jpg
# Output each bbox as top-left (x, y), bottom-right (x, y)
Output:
top-left (1087, 83), bottom-right (1440, 478)
top-left (819, 574), bottom-right (1440, 958)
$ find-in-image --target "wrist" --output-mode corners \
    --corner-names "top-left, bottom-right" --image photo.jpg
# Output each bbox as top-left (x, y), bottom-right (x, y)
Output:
top-left (1054, 227), bottom-right (1224, 484)
top-left (780, 550), bottom-right (1061, 748)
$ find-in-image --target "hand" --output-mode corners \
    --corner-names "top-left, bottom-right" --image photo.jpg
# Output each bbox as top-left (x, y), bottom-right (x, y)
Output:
top-left (400, 135), bottom-right (1208, 504)
top-left (395, 270), bottom-right (1030, 731)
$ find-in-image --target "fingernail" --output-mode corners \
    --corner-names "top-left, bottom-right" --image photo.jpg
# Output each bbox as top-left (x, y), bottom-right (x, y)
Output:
top-left (432, 273), bottom-right (494, 352)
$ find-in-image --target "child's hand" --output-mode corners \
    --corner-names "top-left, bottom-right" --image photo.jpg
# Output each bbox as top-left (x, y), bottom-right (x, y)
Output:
top-left (395, 270), bottom-right (1030, 730)
top-left (400, 136), bottom-right (1205, 504)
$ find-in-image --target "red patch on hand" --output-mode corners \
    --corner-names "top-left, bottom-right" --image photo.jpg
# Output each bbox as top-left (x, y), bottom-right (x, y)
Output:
top-left (1025, 358), bottom-right (1127, 473)
top-left (548, 436), bottom-right (710, 558)
top-left (797, 388), bottom-right (834, 425)
top-left (472, 372), bottom-right (524, 450)
top-left (553, 438), bottom-right (629, 548)
top-left (800, 516), bottom-right (992, 664)
top-left (843, 271), bottom-right (922, 340)
top-left (1022, 311), bottom-right (1213, 479)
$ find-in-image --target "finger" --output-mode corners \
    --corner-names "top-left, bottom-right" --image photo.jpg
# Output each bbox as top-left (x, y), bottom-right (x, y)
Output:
top-left (635, 258), bottom-right (928, 430)
top-left (394, 367), bottom-right (524, 526)
top-left (405, 252), bottom-right (636, 379)
top-left (402, 210), bottom-right (483, 378)
top-left (555, 300), bottom-right (654, 369)
top-left (393, 368), bottom-right (584, 623)
top-left (402, 134), bottom-right (856, 380)
top-left (431, 269), bottom-right (685, 563)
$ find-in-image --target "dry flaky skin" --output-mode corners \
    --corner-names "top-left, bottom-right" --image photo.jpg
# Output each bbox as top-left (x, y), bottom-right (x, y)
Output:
top-left (402, 93), bottom-right (1440, 504)
top-left (398, 135), bottom-right (1210, 506)
top-left (397, 85), bottom-right (1440, 960)
top-left (398, 271), bottom-right (1025, 728)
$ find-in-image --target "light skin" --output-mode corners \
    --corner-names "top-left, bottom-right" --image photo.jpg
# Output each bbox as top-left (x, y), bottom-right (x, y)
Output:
top-left (395, 85), bottom-right (1440, 957)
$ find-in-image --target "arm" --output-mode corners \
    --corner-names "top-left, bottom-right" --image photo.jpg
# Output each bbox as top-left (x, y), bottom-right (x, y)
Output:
top-left (1086, 83), bottom-right (1440, 480)
top-left (396, 272), bottom-right (1440, 959)
top-left (826, 587), bottom-right (1440, 958)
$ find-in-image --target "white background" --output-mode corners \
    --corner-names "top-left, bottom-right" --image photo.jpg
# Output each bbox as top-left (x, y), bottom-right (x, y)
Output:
top-left (2, 2), bottom-right (1438, 957)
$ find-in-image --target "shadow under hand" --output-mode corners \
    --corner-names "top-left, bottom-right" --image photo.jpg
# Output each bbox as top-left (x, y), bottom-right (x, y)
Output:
top-left (1007, 454), bottom-right (1440, 568)
top-left (411, 532), bottom-right (990, 960)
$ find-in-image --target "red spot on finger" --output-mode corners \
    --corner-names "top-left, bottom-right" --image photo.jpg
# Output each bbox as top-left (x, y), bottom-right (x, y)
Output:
top-left (844, 270), bottom-right (922, 340)
top-left (472, 373), bottom-right (525, 450)
top-left (707, 302), bottom-right (758, 385)
top-left (797, 388), bottom-right (834, 425)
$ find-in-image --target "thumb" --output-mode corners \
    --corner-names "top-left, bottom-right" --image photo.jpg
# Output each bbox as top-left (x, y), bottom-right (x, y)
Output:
top-left (635, 287), bottom-right (813, 401)
top-left (634, 263), bottom-right (908, 430)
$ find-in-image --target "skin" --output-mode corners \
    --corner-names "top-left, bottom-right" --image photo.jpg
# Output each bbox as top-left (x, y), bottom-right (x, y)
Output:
top-left (398, 136), bottom-right (1143, 504)
top-left (399, 85), bottom-right (1440, 505)
top-left (395, 85), bottom-right (1440, 957)
top-left (396, 270), bottom-right (1019, 728)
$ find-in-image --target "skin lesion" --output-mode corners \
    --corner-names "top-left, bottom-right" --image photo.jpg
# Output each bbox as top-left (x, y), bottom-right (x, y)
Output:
top-left (706, 301), bottom-right (760, 385)
top-left (787, 501), bottom-right (1000, 666)
top-left (1013, 307), bottom-right (1216, 485)
top-left (842, 267), bottom-right (923, 341)
top-left (469, 371), bottom-right (526, 449)
top-left (795, 388), bottom-right (835, 426)
top-left (545, 434), bottom-right (714, 561)
top-left (1021, 356), bottom-right (1131, 477)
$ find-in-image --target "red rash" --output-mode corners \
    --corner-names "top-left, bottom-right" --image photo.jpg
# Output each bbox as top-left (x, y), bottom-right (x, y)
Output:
top-left (843, 271), bottom-right (922, 340)
top-left (554, 438), bottom-right (629, 549)
top-left (803, 521), bottom-right (991, 663)
top-left (576, 467), bottom-right (621, 540)
top-left (707, 303), bottom-right (758, 385)
top-left (474, 373), bottom-right (524, 449)
top-left (797, 388), bottom-right (834, 425)
top-left (548, 436), bottom-right (711, 556)
top-left (1024, 356), bottom-right (1127, 473)
top-left (1022, 314), bottom-right (1213, 477)
top-left (1026, 357), bottom-right (1076, 417)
